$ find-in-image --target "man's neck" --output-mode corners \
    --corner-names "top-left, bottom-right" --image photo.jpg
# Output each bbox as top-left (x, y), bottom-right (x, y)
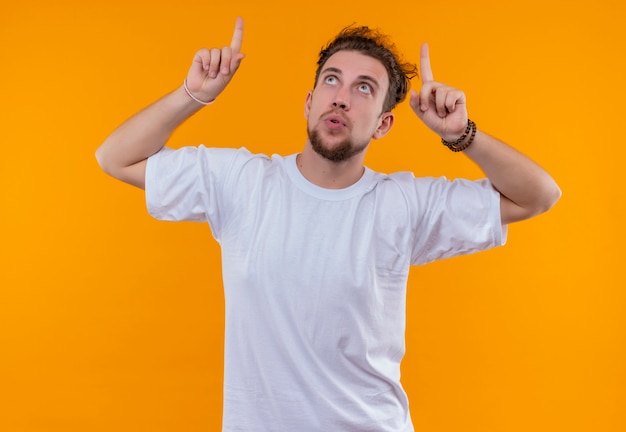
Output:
top-left (296, 144), bottom-right (366, 189)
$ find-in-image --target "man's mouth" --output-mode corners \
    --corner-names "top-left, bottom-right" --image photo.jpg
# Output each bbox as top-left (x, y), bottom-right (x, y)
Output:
top-left (323, 114), bottom-right (348, 130)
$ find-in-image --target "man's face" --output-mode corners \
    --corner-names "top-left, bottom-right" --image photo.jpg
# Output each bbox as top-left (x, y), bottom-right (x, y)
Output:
top-left (305, 50), bottom-right (394, 162)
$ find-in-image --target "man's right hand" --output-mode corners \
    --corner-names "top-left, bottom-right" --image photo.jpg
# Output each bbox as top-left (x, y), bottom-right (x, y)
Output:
top-left (185, 17), bottom-right (245, 103)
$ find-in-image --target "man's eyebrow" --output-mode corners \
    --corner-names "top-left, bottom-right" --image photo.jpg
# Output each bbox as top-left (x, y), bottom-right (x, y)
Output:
top-left (320, 67), bottom-right (381, 89)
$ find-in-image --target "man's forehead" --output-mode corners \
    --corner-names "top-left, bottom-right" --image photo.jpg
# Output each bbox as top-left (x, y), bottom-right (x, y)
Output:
top-left (322, 50), bottom-right (389, 84)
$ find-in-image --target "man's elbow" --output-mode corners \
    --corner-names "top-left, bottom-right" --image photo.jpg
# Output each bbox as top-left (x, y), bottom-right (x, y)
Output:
top-left (95, 145), bottom-right (111, 175)
top-left (538, 181), bottom-right (562, 214)
top-left (95, 142), bottom-right (125, 179)
top-left (523, 182), bottom-right (562, 221)
top-left (95, 144), bottom-right (126, 182)
top-left (95, 146), bottom-right (146, 189)
top-left (501, 182), bottom-right (562, 225)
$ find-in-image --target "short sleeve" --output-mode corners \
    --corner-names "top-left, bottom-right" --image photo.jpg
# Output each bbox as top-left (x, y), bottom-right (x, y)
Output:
top-left (407, 176), bottom-right (507, 265)
top-left (145, 145), bottom-right (243, 234)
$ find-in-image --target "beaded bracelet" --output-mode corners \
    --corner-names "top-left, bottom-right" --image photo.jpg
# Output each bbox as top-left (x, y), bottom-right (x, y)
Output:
top-left (442, 119), bottom-right (477, 152)
top-left (183, 79), bottom-right (215, 105)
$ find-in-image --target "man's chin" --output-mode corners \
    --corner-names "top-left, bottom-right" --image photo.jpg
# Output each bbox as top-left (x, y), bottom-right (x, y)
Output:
top-left (307, 128), bottom-right (368, 163)
top-left (312, 140), bottom-right (366, 163)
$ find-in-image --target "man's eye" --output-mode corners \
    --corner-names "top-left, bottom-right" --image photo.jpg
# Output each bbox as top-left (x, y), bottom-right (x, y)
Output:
top-left (358, 84), bottom-right (371, 94)
top-left (325, 76), bottom-right (337, 84)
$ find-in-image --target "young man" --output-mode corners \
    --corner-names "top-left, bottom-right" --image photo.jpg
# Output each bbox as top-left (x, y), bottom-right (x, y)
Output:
top-left (96, 17), bottom-right (560, 432)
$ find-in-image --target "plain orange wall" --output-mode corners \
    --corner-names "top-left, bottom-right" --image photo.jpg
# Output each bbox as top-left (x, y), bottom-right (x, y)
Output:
top-left (1, 0), bottom-right (624, 431)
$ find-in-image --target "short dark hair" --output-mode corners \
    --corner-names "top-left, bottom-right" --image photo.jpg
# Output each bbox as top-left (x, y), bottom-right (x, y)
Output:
top-left (314, 25), bottom-right (418, 113)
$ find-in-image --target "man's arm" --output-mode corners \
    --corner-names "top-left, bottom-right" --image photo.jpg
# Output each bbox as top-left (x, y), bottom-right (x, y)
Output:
top-left (462, 131), bottom-right (561, 224)
top-left (409, 44), bottom-right (561, 225)
top-left (95, 17), bottom-right (245, 190)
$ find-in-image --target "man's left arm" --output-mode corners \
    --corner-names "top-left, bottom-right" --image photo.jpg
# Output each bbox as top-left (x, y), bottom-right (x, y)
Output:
top-left (410, 44), bottom-right (561, 225)
top-left (462, 130), bottom-right (561, 224)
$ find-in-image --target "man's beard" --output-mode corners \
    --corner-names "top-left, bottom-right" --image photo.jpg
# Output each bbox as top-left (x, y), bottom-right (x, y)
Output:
top-left (307, 127), bottom-right (369, 163)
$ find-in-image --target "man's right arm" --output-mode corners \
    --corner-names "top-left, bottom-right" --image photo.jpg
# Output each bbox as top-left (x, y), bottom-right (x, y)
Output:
top-left (95, 17), bottom-right (245, 190)
top-left (95, 88), bottom-right (206, 189)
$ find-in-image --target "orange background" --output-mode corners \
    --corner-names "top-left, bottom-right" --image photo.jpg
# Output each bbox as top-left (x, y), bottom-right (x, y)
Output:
top-left (1, 1), bottom-right (624, 431)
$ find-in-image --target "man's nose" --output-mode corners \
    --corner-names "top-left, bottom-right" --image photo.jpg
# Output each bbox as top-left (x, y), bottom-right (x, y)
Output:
top-left (332, 87), bottom-right (350, 110)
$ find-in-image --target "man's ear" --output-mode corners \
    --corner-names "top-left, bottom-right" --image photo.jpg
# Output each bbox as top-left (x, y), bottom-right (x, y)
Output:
top-left (372, 112), bottom-right (395, 139)
top-left (304, 91), bottom-right (313, 118)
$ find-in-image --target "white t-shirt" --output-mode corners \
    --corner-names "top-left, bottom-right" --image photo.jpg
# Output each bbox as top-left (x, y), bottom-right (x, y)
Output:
top-left (146, 146), bottom-right (506, 432)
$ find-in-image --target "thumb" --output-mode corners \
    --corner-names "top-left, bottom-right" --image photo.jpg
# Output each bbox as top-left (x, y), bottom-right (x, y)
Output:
top-left (409, 90), bottom-right (424, 118)
top-left (230, 52), bottom-right (246, 74)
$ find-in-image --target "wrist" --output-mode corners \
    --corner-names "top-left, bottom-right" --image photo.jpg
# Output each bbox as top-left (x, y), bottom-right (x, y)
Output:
top-left (441, 119), bottom-right (477, 152)
top-left (183, 79), bottom-right (215, 106)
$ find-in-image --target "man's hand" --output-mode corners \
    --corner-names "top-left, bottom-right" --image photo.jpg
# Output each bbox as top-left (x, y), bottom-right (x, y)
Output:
top-left (96, 17), bottom-right (246, 189)
top-left (406, 43), bottom-right (561, 224)
top-left (409, 43), bottom-right (468, 142)
top-left (186, 17), bottom-right (245, 103)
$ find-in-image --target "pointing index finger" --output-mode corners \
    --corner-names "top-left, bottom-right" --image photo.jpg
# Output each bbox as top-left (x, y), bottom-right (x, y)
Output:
top-left (420, 43), bottom-right (434, 83)
top-left (230, 16), bottom-right (244, 53)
